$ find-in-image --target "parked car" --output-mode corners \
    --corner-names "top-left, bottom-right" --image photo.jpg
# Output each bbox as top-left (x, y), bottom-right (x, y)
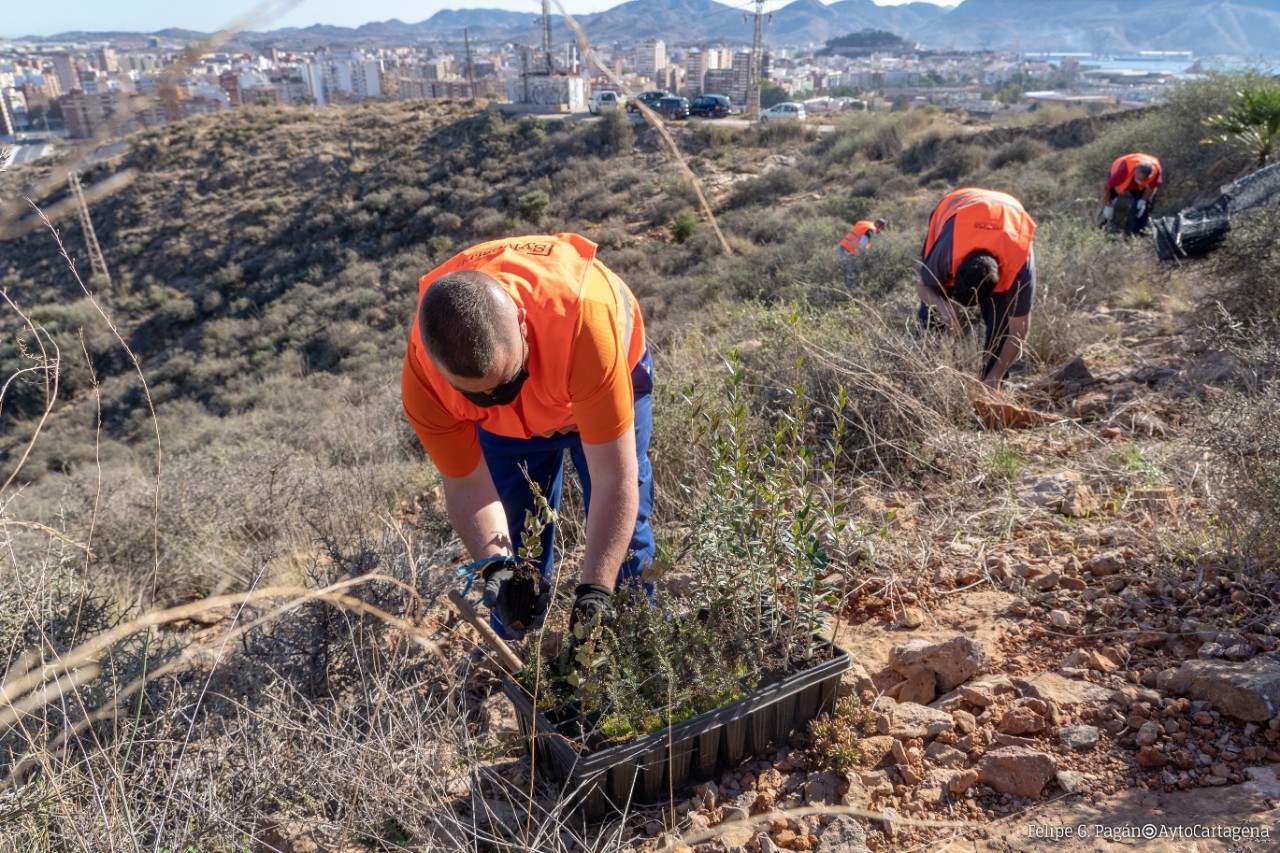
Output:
top-left (589, 90), bottom-right (624, 114)
top-left (689, 94), bottom-right (732, 118)
top-left (655, 96), bottom-right (691, 120)
top-left (759, 102), bottom-right (806, 123)
top-left (628, 90), bottom-right (671, 113)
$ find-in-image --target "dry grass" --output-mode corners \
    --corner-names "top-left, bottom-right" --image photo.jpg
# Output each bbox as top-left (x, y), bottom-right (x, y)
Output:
top-left (7, 53), bottom-right (1280, 850)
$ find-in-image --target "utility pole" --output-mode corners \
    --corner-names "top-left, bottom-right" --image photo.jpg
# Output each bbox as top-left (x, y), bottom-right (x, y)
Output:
top-left (748, 0), bottom-right (764, 120)
top-left (541, 0), bottom-right (554, 75)
top-left (520, 46), bottom-right (529, 103)
top-left (68, 171), bottom-right (110, 287)
top-left (464, 28), bottom-right (477, 98)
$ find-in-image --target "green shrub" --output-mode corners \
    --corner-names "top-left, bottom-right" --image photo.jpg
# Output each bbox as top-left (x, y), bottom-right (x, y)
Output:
top-left (1197, 384), bottom-right (1280, 562)
top-left (757, 120), bottom-right (812, 146)
top-left (670, 211), bottom-right (698, 244)
top-left (516, 189), bottom-right (551, 224)
top-left (809, 696), bottom-right (876, 774)
top-left (724, 166), bottom-right (808, 209)
top-left (989, 137), bottom-right (1049, 169)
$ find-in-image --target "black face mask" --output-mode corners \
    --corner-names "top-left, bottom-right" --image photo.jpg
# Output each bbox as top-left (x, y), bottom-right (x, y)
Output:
top-left (460, 367), bottom-right (529, 408)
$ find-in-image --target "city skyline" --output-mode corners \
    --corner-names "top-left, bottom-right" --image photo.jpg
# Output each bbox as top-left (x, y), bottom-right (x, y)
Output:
top-left (2, 0), bottom-right (952, 40)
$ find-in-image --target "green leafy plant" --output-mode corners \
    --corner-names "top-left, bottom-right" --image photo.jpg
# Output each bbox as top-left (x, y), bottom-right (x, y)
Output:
top-left (670, 211), bottom-right (698, 244)
top-left (808, 696), bottom-right (877, 774)
top-left (1203, 83), bottom-right (1280, 167)
top-left (678, 351), bottom-right (858, 658)
top-left (516, 189), bottom-right (551, 225)
top-left (989, 440), bottom-right (1027, 480)
top-left (1108, 441), bottom-right (1162, 482)
top-left (518, 353), bottom-right (864, 750)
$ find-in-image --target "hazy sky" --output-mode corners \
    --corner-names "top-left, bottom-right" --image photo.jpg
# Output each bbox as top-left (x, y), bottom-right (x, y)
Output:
top-left (3, 0), bottom-right (953, 39)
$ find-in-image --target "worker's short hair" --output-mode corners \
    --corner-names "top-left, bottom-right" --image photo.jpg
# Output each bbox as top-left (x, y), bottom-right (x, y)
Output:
top-left (952, 252), bottom-right (1000, 305)
top-left (873, 218), bottom-right (888, 231)
top-left (1134, 162), bottom-right (1154, 182)
top-left (418, 271), bottom-right (513, 378)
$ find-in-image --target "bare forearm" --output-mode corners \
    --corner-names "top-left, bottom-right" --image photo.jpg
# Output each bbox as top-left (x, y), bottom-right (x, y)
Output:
top-left (916, 283), bottom-right (961, 336)
top-left (581, 479), bottom-right (638, 588)
top-left (580, 431), bottom-right (640, 589)
top-left (984, 316), bottom-right (1029, 388)
top-left (441, 462), bottom-right (513, 559)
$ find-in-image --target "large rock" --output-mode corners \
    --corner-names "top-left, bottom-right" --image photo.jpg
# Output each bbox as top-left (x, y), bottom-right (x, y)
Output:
top-left (976, 746), bottom-right (1057, 797)
top-left (803, 770), bottom-right (844, 806)
top-left (971, 396), bottom-right (1063, 430)
top-left (1012, 672), bottom-right (1114, 709)
top-left (839, 661), bottom-right (876, 698)
top-left (1014, 471), bottom-right (1098, 518)
top-left (1172, 658), bottom-right (1280, 722)
top-left (817, 814), bottom-right (871, 853)
top-left (856, 735), bottom-right (896, 767)
top-left (888, 636), bottom-right (991, 692)
top-left (876, 702), bottom-right (956, 740)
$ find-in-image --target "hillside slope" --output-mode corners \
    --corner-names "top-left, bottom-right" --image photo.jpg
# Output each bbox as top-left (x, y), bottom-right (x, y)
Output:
top-left (2, 89), bottom-right (1279, 852)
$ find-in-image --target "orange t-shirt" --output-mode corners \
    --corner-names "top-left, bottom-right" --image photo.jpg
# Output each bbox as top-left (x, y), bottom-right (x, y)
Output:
top-left (401, 234), bottom-right (646, 478)
top-left (1108, 153), bottom-right (1162, 194)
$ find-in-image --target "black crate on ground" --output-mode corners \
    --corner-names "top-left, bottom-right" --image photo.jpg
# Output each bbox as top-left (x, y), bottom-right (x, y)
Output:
top-left (502, 641), bottom-right (851, 818)
top-left (1154, 207), bottom-right (1232, 261)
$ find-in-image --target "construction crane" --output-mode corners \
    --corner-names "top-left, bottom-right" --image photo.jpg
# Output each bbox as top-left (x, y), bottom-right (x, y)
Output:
top-left (68, 171), bottom-right (110, 286)
top-left (541, 0), bottom-right (554, 75)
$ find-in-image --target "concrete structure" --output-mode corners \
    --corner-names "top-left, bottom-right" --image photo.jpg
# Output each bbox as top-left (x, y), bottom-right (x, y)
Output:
top-left (684, 49), bottom-right (709, 95)
top-left (302, 61), bottom-right (327, 105)
top-left (634, 40), bottom-right (666, 77)
top-left (51, 54), bottom-right (78, 93)
top-left (505, 74), bottom-right (585, 111)
top-left (60, 90), bottom-right (116, 138)
top-left (704, 52), bottom-right (751, 104)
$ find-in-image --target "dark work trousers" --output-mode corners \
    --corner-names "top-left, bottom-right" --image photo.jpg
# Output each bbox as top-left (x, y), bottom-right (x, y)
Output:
top-left (1114, 190), bottom-right (1154, 236)
top-left (478, 347), bottom-right (656, 638)
top-left (917, 293), bottom-right (1016, 382)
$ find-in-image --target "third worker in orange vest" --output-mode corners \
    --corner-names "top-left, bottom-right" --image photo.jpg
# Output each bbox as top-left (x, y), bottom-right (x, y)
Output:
top-left (917, 188), bottom-right (1037, 389)
top-left (1101, 153), bottom-right (1162, 235)
top-left (838, 217), bottom-right (887, 286)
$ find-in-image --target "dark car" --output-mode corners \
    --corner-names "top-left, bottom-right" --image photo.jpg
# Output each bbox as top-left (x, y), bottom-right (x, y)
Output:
top-left (655, 96), bottom-right (690, 120)
top-left (628, 90), bottom-right (671, 113)
top-left (689, 94), bottom-right (732, 118)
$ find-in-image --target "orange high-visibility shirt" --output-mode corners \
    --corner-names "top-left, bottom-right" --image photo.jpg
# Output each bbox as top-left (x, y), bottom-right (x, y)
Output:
top-left (1108, 153), bottom-right (1162, 194)
top-left (922, 188), bottom-right (1036, 295)
top-left (839, 220), bottom-right (878, 255)
top-left (402, 234), bottom-right (646, 478)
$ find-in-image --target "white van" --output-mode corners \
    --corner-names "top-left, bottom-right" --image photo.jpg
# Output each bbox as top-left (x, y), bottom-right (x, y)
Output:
top-left (759, 102), bottom-right (807, 123)
top-left (589, 90), bottom-right (624, 114)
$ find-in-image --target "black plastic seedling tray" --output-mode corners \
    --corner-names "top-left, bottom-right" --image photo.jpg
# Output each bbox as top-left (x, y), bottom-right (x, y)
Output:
top-left (503, 640), bottom-right (850, 817)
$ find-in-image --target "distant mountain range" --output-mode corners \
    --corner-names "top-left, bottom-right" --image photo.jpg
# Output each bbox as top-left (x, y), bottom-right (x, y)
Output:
top-left (20, 0), bottom-right (1280, 57)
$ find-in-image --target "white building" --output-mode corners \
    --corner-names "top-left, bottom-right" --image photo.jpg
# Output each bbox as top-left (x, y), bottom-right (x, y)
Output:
top-left (302, 61), bottom-right (327, 105)
top-left (634, 40), bottom-right (665, 77)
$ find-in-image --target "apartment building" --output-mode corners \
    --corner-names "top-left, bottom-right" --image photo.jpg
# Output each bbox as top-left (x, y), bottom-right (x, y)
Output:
top-left (634, 39), bottom-right (665, 77)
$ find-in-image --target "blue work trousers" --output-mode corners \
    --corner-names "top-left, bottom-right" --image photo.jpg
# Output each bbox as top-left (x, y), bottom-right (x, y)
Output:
top-left (478, 349), bottom-right (655, 635)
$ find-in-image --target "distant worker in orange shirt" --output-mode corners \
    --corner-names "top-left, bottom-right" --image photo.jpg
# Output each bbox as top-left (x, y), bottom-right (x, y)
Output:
top-left (401, 234), bottom-right (654, 642)
top-left (838, 217), bottom-right (888, 286)
top-left (917, 188), bottom-right (1037, 389)
top-left (1101, 153), bottom-right (1162, 235)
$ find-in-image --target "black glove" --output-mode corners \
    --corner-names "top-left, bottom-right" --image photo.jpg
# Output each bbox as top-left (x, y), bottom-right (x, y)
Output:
top-left (569, 583), bottom-right (614, 634)
top-left (481, 559), bottom-right (549, 639)
top-left (557, 583), bottom-right (615, 677)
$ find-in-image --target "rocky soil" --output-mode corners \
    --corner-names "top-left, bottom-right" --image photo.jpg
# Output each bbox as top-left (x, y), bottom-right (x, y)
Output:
top-left (454, 304), bottom-right (1280, 853)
